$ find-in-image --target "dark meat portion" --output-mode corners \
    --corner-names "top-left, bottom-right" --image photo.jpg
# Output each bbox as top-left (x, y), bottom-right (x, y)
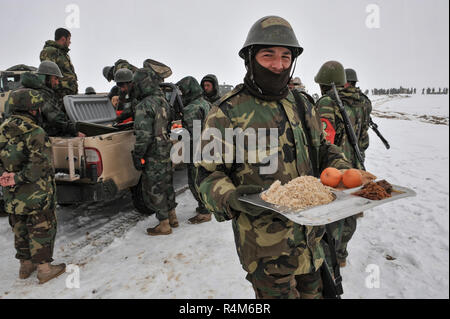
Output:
top-left (352, 180), bottom-right (393, 200)
top-left (376, 180), bottom-right (393, 194)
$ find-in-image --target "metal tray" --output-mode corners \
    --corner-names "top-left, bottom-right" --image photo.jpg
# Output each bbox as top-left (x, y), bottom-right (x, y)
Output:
top-left (239, 183), bottom-right (417, 226)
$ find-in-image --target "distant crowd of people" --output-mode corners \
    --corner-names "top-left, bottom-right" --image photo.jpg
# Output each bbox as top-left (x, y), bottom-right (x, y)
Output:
top-left (372, 86), bottom-right (449, 95)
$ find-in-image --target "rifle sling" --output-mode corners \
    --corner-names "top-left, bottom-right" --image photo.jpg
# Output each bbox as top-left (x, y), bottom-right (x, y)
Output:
top-left (292, 90), bottom-right (319, 178)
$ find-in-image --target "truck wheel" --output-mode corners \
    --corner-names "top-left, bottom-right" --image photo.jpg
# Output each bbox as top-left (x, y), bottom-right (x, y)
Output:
top-left (130, 179), bottom-right (155, 216)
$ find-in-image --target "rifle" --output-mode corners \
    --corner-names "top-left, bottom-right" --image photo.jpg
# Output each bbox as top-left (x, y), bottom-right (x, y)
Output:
top-left (369, 117), bottom-right (390, 149)
top-left (321, 230), bottom-right (344, 299)
top-left (331, 83), bottom-right (366, 170)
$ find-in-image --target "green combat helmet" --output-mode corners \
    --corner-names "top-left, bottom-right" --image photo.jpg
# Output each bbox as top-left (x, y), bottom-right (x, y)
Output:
top-left (114, 68), bottom-right (133, 83)
top-left (7, 87), bottom-right (44, 112)
top-left (37, 60), bottom-right (63, 78)
top-left (345, 68), bottom-right (358, 82)
top-left (314, 61), bottom-right (346, 86)
top-left (239, 16), bottom-right (304, 59)
top-left (103, 66), bottom-right (114, 82)
top-left (85, 87), bottom-right (96, 95)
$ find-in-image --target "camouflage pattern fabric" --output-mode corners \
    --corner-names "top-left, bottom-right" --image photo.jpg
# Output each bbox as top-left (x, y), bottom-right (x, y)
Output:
top-left (141, 160), bottom-right (176, 221)
top-left (133, 68), bottom-right (176, 221)
top-left (8, 209), bottom-right (57, 264)
top-left (316, 86), bottom-right (371, 169)
top-left (113, 59), bottom-right (138, 74)
top-left (196, 84), bottom-right (352, 298)
top-left (336, 215), bottom-right (357, 261)
top-left (24, 72), bottom-right (75, 136)
top-left (295, 270), bottom-right (323, 299)
top-left (0, 113), bottom-right (56, 215)
top-left (5, 73), bottom-right (77, 137)
top-left (39, 40), bottom-right (78, 100)
top-left (176, 76), bottom-right (211, 214)
top-left (317, 85), bottom-right (372, 262)
top-left (201, 74), bottom-right (221, 104)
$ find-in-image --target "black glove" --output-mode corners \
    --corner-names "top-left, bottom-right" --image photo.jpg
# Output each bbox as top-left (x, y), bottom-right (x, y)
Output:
top-left (131, 151), bottom-right (145, 171)
top-left (228, 184), bottom-right (267, 217)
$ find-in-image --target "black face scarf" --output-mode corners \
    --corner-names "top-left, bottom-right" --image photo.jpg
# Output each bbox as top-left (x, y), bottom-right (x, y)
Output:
top-left (244, 53), bottom-right (294, 101)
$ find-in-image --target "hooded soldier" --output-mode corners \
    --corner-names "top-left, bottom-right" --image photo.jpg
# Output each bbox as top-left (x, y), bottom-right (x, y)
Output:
top-left (131, 67), bottom-right (178, 236)
top-left (176, 76), bottom-right (211, 224)
top-left (200, 74), bottom-right (221, 104)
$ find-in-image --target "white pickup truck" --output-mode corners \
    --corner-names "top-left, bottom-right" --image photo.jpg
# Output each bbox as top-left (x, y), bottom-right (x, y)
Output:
top-left (49, 83), bottom-right (184, 213)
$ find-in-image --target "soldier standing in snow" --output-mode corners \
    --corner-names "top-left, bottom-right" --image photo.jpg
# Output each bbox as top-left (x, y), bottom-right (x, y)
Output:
top-left (196, 16), bottom-right (353, 298)
top-left (176, 76), bottom-right (212, 224)
top-left (314, 64), bottom-right (371, 267)
top-left (131, 67), bottom-right (178, 236)
top-left (0, 71), bottom-right (66, 284)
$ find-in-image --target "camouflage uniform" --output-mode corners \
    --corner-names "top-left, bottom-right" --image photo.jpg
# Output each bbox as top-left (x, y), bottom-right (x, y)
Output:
top-left (201, 74), bottom-right (221, 104)
top-left (176, 76), bottom-right (211, 215)
top-left (5, 72), bottom-right (77, 137)
top-left (0, 90), bottom-right (57, 264)
top-left (317, 85), bottom-right (371, 262)
top-left (132, 68), bottom-right (176, 221)
top-left (39, 40), bottom-right (78, 102)
top-left (196, 85), bottom-right (351, 298)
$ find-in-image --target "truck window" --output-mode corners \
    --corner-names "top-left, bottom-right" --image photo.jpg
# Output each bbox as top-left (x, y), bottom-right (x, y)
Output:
top-left (1, 75), bottom-right (21, 92)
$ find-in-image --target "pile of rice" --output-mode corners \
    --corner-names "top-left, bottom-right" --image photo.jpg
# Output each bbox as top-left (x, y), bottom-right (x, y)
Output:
top-left (261, 176), bottom-right (335, 210)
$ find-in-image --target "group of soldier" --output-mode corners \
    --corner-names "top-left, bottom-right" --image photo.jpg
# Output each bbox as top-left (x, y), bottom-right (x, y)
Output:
top-left (1, 16), bottom-right (377, 299)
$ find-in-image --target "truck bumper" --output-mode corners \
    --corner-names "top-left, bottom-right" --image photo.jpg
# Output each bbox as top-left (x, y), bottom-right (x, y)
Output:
top-left (56, 179), bottom-right (118, 204)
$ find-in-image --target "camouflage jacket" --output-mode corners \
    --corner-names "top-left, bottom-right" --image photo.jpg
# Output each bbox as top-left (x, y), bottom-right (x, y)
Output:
top-left (133, 70), bottom-right (172, 161)
top-left (201, 74), bottom-right (221, 104)
top-left (6, 72), bottom-right (77, 137)
top-left (177, 76), bottom-right (211, 136)
top-left (195, 84), bottom-right (351, 275)
top-left (40, 40), bottom-right (78, 95)
top-left (316, 86), bottom-right (371, 169)
top-left (0, 113), bottom-right (56, 215)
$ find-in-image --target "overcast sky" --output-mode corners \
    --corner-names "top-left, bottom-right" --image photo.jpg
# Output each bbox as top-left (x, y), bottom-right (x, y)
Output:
top-left (1, 0), bottom-right (449, 95)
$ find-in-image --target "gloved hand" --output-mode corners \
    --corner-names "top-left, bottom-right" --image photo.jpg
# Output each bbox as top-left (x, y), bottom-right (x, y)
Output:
top-left (228, 184), bottom-right (267, 217)
top-left (131, 151), bottom-right (145, 171)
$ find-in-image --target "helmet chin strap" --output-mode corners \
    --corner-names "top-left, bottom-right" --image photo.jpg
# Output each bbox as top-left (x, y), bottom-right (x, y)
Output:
top-left (247, 46), bottom-right (263, 95)
top-left (289, 57), bottom-right (298, 84)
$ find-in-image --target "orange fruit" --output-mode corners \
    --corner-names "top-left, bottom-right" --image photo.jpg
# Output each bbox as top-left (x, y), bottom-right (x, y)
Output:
top-left (342, 169), bottom-right (363, 188)
top-left (320, 167), bottom-right (343, 188)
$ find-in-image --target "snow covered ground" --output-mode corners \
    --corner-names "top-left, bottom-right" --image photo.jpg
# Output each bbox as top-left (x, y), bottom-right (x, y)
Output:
top-left (0, 94), bottom-right (448, 299)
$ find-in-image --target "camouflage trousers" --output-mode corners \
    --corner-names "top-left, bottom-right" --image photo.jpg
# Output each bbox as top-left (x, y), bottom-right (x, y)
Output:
top-left (337, 215), bottom-right (358, 261)
top-left (246, 256), bottom-right (323, 299)
top-left (328, 215), bottom-right (358, 261)
top-left (141, 159), bottom-right (177, 221)
top-left (8, 210), bottom-right (57, 264)
top-left (187, 163), bottom-right (208, 214)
